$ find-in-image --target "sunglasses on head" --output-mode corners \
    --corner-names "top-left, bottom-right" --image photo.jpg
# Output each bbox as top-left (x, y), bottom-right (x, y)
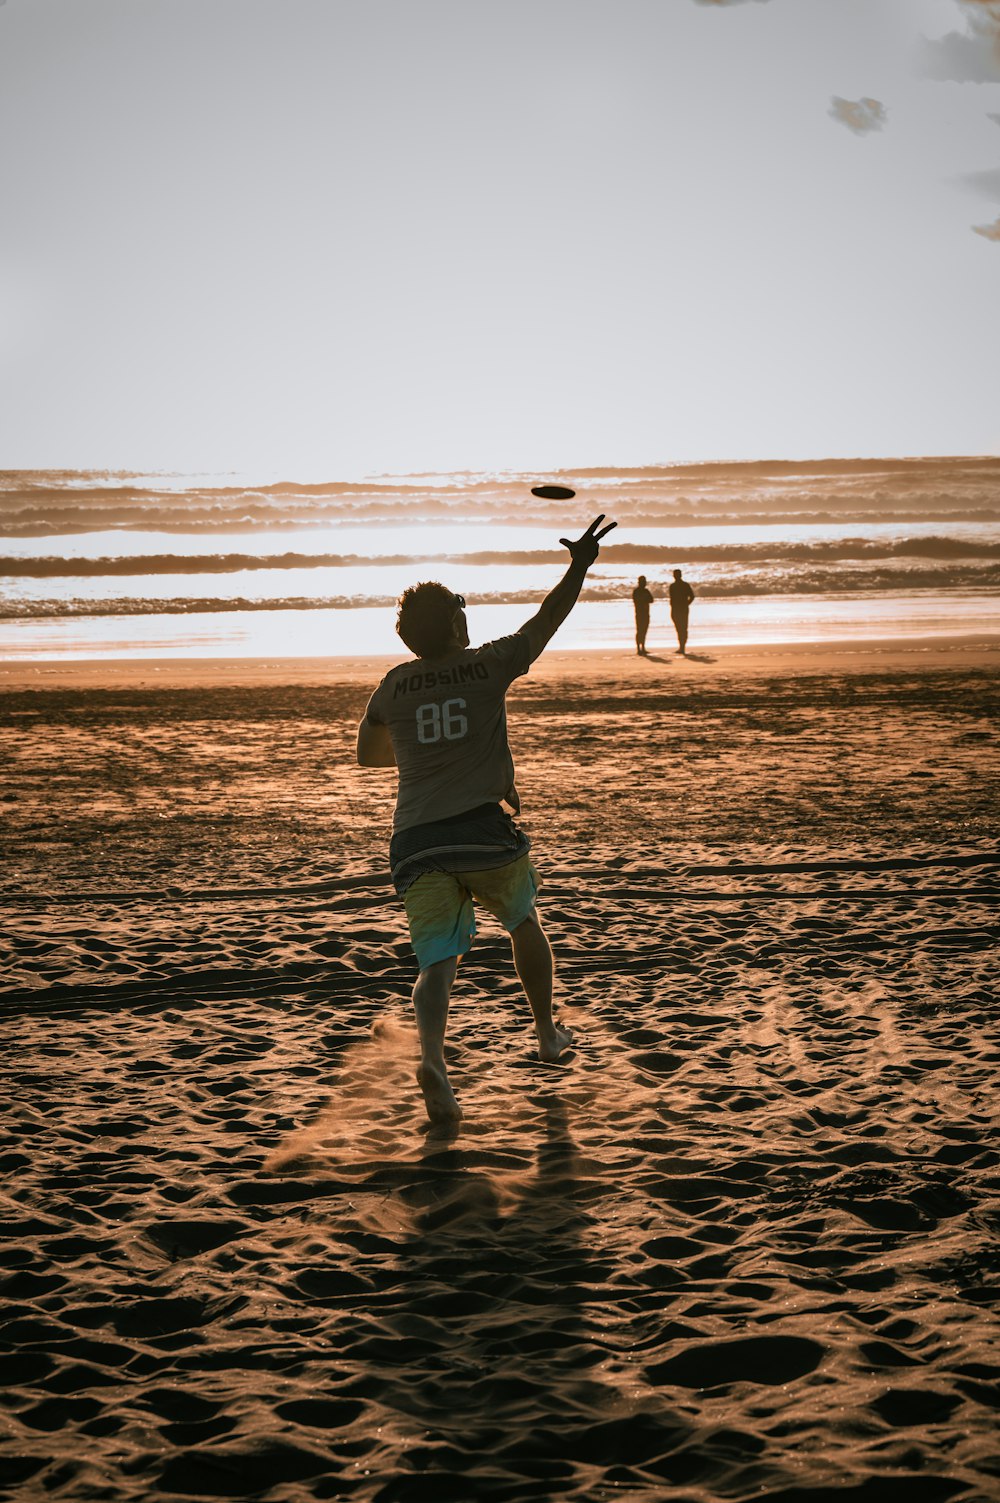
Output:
top-left (452, 594), bottom-right (466, 610)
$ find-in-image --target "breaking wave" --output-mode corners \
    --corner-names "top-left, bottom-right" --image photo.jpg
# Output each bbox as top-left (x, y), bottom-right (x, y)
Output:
top-left (4, 461), bottom-right (998, 634)
top-left (4, 567), bottom-right (998, 620)
top-left (2, 457), bottom-right (999, 534)
top-left (4, 536), bottom-right (999, 579)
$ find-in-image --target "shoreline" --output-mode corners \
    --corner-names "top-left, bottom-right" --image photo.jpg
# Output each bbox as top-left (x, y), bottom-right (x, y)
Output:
top-left (2, 631), bottom-right (999, 689)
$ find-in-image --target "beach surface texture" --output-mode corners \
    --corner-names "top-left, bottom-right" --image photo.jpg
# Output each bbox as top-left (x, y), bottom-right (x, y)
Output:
top-left (2, 638), bottom-right (999, 1502)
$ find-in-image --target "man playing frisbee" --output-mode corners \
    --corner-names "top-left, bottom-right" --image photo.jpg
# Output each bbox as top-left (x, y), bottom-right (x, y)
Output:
top-left (357, 513), bottom-right (616, 1123)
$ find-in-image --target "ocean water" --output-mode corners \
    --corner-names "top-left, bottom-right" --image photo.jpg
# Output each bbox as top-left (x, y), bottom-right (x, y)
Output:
top-left (1, 459), bottom-right (998, 658)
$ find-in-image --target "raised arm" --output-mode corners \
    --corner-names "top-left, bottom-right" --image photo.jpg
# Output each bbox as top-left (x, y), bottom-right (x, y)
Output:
top-left (518, 515), bottom-right (617, 663)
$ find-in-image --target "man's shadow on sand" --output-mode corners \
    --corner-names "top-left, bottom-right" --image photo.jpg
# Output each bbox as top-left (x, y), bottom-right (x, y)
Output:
top-left (409, 1089), bottom-right (588, 1238)
top-left (360, 1087), bottom-right (691, 1482)
top-left (641, 650), bottom-right (716, 665)
top-left (263, 1033), bottom-right (691, 1481)
top-left (373, 1092), bottom-right (611, 1411)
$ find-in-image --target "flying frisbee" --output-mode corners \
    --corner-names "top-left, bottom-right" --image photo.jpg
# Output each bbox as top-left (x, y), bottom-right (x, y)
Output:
top-left (531, 484), bottom-right (576, 500)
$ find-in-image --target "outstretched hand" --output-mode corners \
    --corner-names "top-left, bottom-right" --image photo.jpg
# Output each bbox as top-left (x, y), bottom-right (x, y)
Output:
top-left (559, 515), bottom-right (617, 569)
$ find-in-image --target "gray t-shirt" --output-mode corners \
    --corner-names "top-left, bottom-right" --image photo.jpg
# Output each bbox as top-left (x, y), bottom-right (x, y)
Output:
top-left (365, 634), bottom-right (531, 833)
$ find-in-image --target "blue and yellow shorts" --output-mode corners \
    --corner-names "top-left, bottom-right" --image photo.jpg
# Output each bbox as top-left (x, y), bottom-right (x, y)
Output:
top-left (403, 856), bottom-right (540, 971)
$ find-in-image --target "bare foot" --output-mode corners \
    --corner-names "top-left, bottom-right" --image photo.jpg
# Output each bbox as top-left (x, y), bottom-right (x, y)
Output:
top-left (537, 1020), bottom-right (575, 1063)
top-left (417, 1060), bottom-right (462, 1123)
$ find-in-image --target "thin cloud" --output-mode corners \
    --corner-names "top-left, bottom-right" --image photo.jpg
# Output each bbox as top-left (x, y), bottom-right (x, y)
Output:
top-left (922, 0), bottom-right (1000, 84)
top-left (964, 164), bottom-right (1000, 197)
top-left (829, 97), bottom-right (887, 135)
top-left (966, 163), bottom-right (1000, 237)
top-left (922, 5), bottom-right (1000, 237)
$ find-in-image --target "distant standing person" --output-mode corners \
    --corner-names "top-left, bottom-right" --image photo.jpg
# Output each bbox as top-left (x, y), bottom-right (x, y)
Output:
top-left (632, 575), bottom-right (654, 656)
top-left (668, 568), bottom-right (695, 654)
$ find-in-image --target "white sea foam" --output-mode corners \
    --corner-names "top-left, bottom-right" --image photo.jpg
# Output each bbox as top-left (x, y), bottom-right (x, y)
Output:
top-left (2, 462), bottom-right (998, 656)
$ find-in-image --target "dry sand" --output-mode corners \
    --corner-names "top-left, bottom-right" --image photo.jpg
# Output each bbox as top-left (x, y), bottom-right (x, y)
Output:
top-left (2, 637), bottom-right (999, 1502)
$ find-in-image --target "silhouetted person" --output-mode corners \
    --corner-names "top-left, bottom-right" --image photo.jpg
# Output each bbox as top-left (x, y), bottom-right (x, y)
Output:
top-left (357, 514), bottom-right (617, 1125)
top-left (668, 568), bottom-right (695, 654)
top-left (632, 575), bottom-right (653, 655)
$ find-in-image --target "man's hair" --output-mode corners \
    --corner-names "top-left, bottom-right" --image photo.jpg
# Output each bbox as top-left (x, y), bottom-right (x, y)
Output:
top-left (672, 568), bottom-right (682, 579)
top-left (396, 581), bottom-right (458, 658)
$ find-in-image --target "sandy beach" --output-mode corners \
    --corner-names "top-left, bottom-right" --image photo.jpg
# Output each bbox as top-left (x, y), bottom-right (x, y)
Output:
top-left (2, 636), bottom-right (999, 1502)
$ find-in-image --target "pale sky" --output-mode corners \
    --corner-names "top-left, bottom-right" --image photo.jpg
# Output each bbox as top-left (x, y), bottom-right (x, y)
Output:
top-left (1, 0), bottom-right (998, 476)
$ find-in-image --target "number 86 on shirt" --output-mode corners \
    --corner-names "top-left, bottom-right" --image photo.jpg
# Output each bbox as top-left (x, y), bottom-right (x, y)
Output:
top-left (416, 698), bottom-right (469, 744)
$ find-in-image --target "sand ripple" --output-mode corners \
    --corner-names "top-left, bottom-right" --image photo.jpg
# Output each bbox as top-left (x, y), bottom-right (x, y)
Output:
top-left (2, 660), bottom-right (998, 1498)
top-left (2, 846), bottom-right (998, 1501)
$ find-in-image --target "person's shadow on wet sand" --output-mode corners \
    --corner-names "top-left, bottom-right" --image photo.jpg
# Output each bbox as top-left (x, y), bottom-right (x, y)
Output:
top-left (639, 650), bottom-right (716, 665)
top-left (257, 1018), bottom-right (699, 1492)
top-left (411, 1089), bottom-right (587, 1238)
top-left (366, 1089), bottom-right (688, 1490)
